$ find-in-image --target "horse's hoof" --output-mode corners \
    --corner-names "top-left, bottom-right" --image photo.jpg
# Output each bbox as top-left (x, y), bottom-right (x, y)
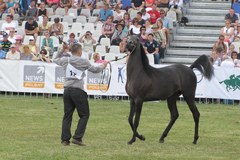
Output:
top-left (159, 139), bottom-right (164, 143)
top-left (193, 136), bottom-right (199, 144)
top-left (127, 139), bottom-right (135, 145)
top-left (139, 135), bottom-right (145, 141)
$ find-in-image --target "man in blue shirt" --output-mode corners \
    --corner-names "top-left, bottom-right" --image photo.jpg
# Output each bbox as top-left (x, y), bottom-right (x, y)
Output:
top-left (97, 3), bottom-right (113, 22)
top-left (144, 33), bottom-right (160, 64)
top-left (0, 44), bottom-right (6, 59)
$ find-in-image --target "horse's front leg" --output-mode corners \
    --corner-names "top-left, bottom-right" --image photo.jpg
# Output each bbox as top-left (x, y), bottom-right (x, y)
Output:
top-left (128, 98), bottom-right (136, 144)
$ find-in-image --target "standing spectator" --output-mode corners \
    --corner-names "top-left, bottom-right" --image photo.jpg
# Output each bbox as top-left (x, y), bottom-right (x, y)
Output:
top-left (82, 0), bottom-right (95, 11)
top-left (141, 8), bottom-right (150, 21)
top-left (53, 43), bottom-right (107, 146)
top-left (98, 16), bottom-right (115, 43)
top-left (25, 17), bottom-right (39, 38)
top-left (6, 44), bottom-right (20, 60)
top-left (67, 33), bottom-right (79, 50)
top-left (155, 19), bottom-right (166, 59)
top-left (26, 0), bottom-right (38, 20)
top-left (1, 15), bottom-right (17, 32)
top-left (225, 8), bottom-right (239, 25)
top-left (128, 0), bottom-right (145, 13)
top-left (79, 31), bottom-right (96, 59)
top-left (59, 0), bottom-right (72, 15)
top-left (221, 19), bottom-right (235, 44)
top-left (37, 1), bottom-right (48, 22)
top-left (39, 15), bottom-right (51, 35)
top-left (148, 3), bottom-right (160, 24)
top-left (111, 23), bottom-right (127, 45)
top-left (156, 0), bottom-right (169, 12)
top-left (28, 36), bottom-right (39, 56)
top-left (129, 18), bottom-right (141, 35)
top-left (96, 3), bottom-right (113, 22)
top-left (136, 12), bottom-right (145, 26)
top-left (144, 33), bottom-right (159, 64)
top-left (46, 0), bottom-right (60, 14)
top-left (20, 45), bottom-right (35, 60)
top-left (0, 44), bottom-right (6, 59)
top-left (42, 31), bottom-right (54, 54)
top-left (0, 33), bottom-right (12, 54)
top-left (169, 0), bottom-right (183, 23)
top-left (49, 17), bottom-right (64, 36)
top-left (113, 5), bottom-right (124, 23)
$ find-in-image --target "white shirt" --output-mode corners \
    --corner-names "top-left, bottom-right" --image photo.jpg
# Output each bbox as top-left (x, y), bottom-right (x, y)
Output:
top-left (1, 21), bottom-right (17, 32)
top-left (142, 13), bottom-right (150, 21)
top-left (6, 51), bottom-right (20, 60)
top-left (129, 25), bottom-right (141, 35)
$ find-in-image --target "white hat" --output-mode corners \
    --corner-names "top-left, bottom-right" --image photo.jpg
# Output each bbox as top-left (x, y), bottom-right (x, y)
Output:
top-left (29, 36), bottom-right (35, 41)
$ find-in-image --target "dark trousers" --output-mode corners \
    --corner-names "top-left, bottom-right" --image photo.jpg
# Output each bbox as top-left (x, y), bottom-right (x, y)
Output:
top-left (61, 87), bottom-right (89, 142)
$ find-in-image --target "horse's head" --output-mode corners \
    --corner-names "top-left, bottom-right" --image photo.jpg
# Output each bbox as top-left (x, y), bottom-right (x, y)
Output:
top-left (126, 35), bottom-right (139, 53)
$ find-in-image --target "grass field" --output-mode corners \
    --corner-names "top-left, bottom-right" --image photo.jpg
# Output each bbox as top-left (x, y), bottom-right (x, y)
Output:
top-left (0, 97), bottom-right (240, 160)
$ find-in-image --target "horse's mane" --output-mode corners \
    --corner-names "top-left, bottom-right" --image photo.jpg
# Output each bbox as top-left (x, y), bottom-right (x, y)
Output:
top-left (139, 43), bottom-right (155, 73)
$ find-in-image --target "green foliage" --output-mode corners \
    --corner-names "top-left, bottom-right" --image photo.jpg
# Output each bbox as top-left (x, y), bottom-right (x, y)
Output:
top-left (0, 97), bottom-right (240, 160)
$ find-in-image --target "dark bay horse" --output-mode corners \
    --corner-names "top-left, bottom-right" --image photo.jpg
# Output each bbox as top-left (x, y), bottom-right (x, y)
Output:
top-left (125, 36), bottom-right (214, 145)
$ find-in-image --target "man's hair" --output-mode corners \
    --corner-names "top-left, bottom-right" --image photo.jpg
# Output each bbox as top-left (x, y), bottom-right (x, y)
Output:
top-left (71, 44), bottom-right (82, 55)
top-left (7, 15), bottom-right (13, 20)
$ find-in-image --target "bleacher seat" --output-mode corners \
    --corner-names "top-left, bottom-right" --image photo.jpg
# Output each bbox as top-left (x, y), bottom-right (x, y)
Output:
top-left (23, 35), bottom-right (33, 44)
top-left (80, 9), bottom-right (91, 18)
top-left (95, 22), bottom-right (103, 30)
top-left (166, 10), bottom-right (177, 22)
top-left (71, 22), bottom-right (83, 31)
top-left (95, 45), bottom-right (107, 54)
top-left (68, 8), bottom-right (78, 17)
top-left (51, 36), bottom-right (60, 51)
top-left (55, 8), bottom-right (65, 16)
top-left (61, 22), bottom-right (70, 33)
top-left (50, 15), bottom-right (63, 22)
top-left (15, 27), bottom-right (25, 35)
top-left (109, 45), bottom-right (120, 54)
top-left (100, 38), bottom-right (111, 48)
top-left (76, 16), bottom-right (87, 24)
top-left (92, 9), bottom-right (100, 16)
top-left (92, 29), bottom-right (102, 40)
top-left (46, 8), bottom-right (54, 17)
top-left (232, 42), bottom-right (240, 53)
top-left (83, 23), bottom-right (95, 31)
top-left (88, 16), bottom-right (97, 23)
top-left (62, 16), bottom-right (75, 24)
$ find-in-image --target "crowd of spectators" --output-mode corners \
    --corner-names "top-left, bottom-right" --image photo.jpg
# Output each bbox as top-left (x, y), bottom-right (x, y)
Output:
top-left (0, 0), bottom-right (186, 64)
top-left (211, 8), bottom-right (240, 67)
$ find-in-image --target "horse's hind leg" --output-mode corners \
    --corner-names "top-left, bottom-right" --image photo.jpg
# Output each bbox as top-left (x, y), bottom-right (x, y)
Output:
top-left (185, 97), bottom-right (200, 144)
top-left (160, 94), bottom-right (179, 143)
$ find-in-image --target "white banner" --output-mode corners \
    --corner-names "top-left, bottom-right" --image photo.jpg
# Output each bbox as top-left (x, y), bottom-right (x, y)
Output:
top-left (0, 60), bottom-right (239, 100)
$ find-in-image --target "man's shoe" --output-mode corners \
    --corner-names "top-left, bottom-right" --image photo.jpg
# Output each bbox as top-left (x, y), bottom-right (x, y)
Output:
top-left (61, 141), bottom-right (70, 146)
top-left (72, 139), bottom-right (86, 146)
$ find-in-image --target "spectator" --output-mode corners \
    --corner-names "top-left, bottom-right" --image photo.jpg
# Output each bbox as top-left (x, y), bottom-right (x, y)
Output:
top-left (148, 3), bottom-right (160, 24)
top-left (225, 8), bottom-right (238, 25)
top-left (49, 17), bottom-right (64, 36)
top-left (169, 0), bottom-right (183, 23)
top-left (0, 44), bottom-right (6, 59)
top-left (82, 0), bottom-right (95, 11)
top-left (220, 19), bottom-right (234, 44)
top-left (28, 36), bottom-right (39, 56)
top-left (19, 0), bottom-right (30, 16)
top-left (231, 51), bottom-right (240, 67)
top-left (106, 0), bottom-right (118, 9)
top-left (158, 9), bottom-right (170, 45)
top-left (1, 15), bottom-right (17, 32)
top-left (0, 0), bottom-right (6, 17)
top-left (59, 0), bottom-right (72, 15)
top-left (111, 23), bottom-right (127, 46)
top-left (42, 31), bottom-right (54, 55)
top-left (113, 5), bottom-right (125, 23)
top-left (156, 0), bottom-right (169, 12)
top-left (67, 33), bottom-right (79, 49)
top-left (93, 52), bottom-right (107, 63)
top-left (8, 29), bottom-right (16, 44)
top-left (138, 26), bottom-right (148, 45)
top-left (97, 3), bottom-right (113, 22)
top-left (144, 33), bottom-right (159, 64)
top-left (46, 0), bottom-right (60, 14)
top-left (123, 12), bottom-right (132, 27)
top-left (128, 0), bottom-right (145, 13)
top-left (120, 0), bottom-right (131, 10)
top-left (25, 17), bottom-right (39, 38)
top-left (8, 2), bottom-right (22, 17)
top-left (228, 44), bottom-right (235, 56)
top-left (55, 43), bottom-right (72, 59)
top-left (96, 0), bottom-right (105, 9)
top-left (15, 35), bottom-right (23, 53)
top-left (0, 33), bottom-right (12, 54)
top-left (39, 15), bottom-right (51, 35)
top-left (213, 35), bottom-right (228, 54)
top-left (145, 19), bottom-right (152, 34)
top-left (234, 24), bottom-right (240, 41)
top-left (141, 8), bottom-right (150, 21)
top-left (210, 51), bottom-right (219, 66)
top-left (6, 44), bottom-right (20, 60)
top-left (26, 0), bottom-right (38, 20)
top-left (136, 12), bottom-right (145, 26)
top-left (119, 37), bottom-right (127, 53)
top-left (37, 1), bottom-right (48, 21)
top-left (5, 0), bottom-right (15, 13)
top-left (20, 45), bottom-right (35, 60)
top-left (71, 0), bottom-right (82, 15)
top-left (118, 19), bottom-right (129, 34)
top-left (79, 31), bottom-right (96, 59)
top-left (145, 0), bottom-right (155, 11)
top-left (33, 48), bottom-right (52, 63)
top-left (98, 16), bottom-right (115, 43)
top-left (129, 18), bottom-right (141, 35)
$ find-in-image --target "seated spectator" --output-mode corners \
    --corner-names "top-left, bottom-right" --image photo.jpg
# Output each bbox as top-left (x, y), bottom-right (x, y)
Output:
top-left (212, 35), bottom-right (228, 57)
top-left (228, 44), bottom-right (235, 56)
top-left (220, 19), bottom-right (234, 44)
top-left (0, 33), bottom-right (12, 54)
top-left (129, 18), bottom-right (141, 35)
top-left (39, 16), bottom-right (51, 35)
top-left (79, 31), bottom-right (96, 59)
top-left (59, 0), bottom-right (72, 15)
top-left (120, 0), bottom-right (131, 10)
top-left (37, 1), bottom-right (48, 22)
top-left (210, 51), bottom-right (219, 66)
top-left (96, 0), bottom-right (105, 9)
top-left (123, 12), bottom-right (132, 27)
top-left (148, 3), bottom-right (160, 24)
top-left (0, 44), bottom-right (6, 59)
top-left (42, 31), bottom-right (54, 54)
top-left (49, 17), bottom-right (64, 36)
top-left (98, 16), bottom-right (115, 43)
top-left (15, 35), bottom-right (23, 53)
top-left (225, 8), bottom-right (238, 25)
top-left (26, 0), bottom-right (38, 20)
top-left (106, 0), bottom-right (118, 9)
top-left (111, 23), bottom-right (127, 46)
top-left (144, 33), bottom-right (159, 64)
top-left (5, 0), bottom-right (15, 13)
top-left (96, 3), bottom-right (113, 22)
top-left (119, 37), bottom-right (127, 53)
top-left (82, 0), bottom-right (95, 11)
top-left (8, 2), bottom-right (22, 17)
top-left (6, 44), bottom-right (20, 60)
top-left (128, 0), bottom-right (145, 14)
top-left (33, 48), bottom-right (51, 63)
top-left (169, 0), bottom-right (183, 23)
top-left (141, 8), bottom-right (150, 21)
top-left (8, 29), bottom-right (16, 44)
top-left (1, 15), bottom-right (17, 32)
top-left (0, 0), bottom-right (6, 17)
top-left (71, 0), bottom-right (82, 15)
top-left (67, 33), bottom-right (79, 49)
top-left (113, 5), bottom-right (125, 23)
top-left (138, 26), bottom-right (147, 45)
top-left (55, 43), bottom-right (72, 59)
top-left (20, 45), bottom-right (35, 60)
top-left (231, 51), bottom-right (240, 66)
top-left (156, 0), bottom-right (169, 12)
top-left (118, 19), bottom-right (129, 34)
top-left (158, 9), bottom-right (170, 45)
top-left (145, 19), bottom-right (152, 34)
top-left (28, 36), bottom-right (39, 56)
top-left (136, 12), bottom-right (145, 26)
top-left (93, 52), bottom-right (108, 63)
top-left (145, 0), bottom-right (155, 11)
top-left (221, 54), bottom-right (234, 67)
top-left (46, 0), bottom-right (60, 14)
top-left (25, 17), bottom-right (39, 38)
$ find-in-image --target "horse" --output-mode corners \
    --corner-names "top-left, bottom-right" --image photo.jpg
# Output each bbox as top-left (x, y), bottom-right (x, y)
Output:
top-left (125, 35), bottom-right (214, 145)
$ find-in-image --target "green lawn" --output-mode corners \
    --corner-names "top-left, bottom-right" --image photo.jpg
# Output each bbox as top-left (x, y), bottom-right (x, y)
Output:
top-left (0, 97), bottom-right (239, 160)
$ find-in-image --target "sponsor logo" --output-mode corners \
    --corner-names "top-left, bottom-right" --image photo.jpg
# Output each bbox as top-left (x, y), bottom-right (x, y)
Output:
top-left (23, 65), bottom-right (45, 88)
top-left (55, 67), bottom-right (65, 89)
top-left (87, 69), bottom-right (109, 90)
top-left (219, 74), bottom-right (240, 92)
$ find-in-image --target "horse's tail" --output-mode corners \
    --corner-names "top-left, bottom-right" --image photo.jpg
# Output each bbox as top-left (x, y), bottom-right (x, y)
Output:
top-left (190, 55), bottom-right (214, 80)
